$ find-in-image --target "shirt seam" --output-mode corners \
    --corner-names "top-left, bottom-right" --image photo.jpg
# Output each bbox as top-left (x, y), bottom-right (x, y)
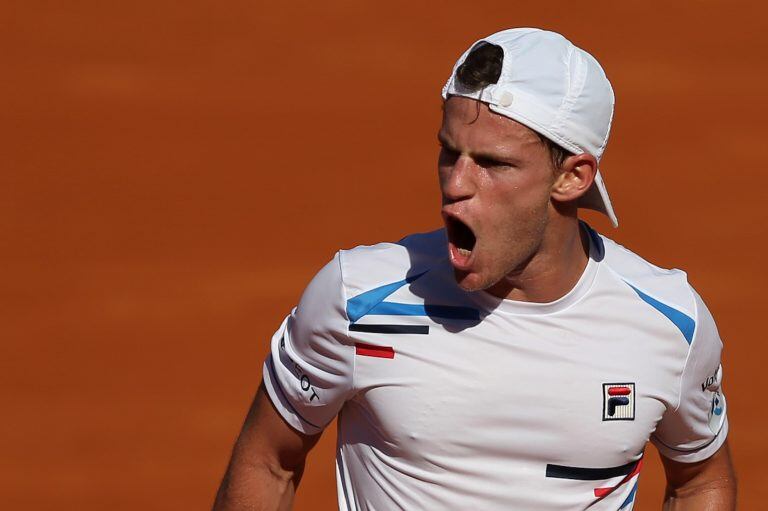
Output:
top-left (474, 263), bottom-right (599, 316)
top-left (651, 426), bottom-right (720, 454)
top-left (266, 353), bottom-right (322, 430)
top-left (337, 250), bottom-right (357, 398)
top-left (672, 284), bottom-right (700, 413)
top-left (600, 264), bottom-right (695, 413)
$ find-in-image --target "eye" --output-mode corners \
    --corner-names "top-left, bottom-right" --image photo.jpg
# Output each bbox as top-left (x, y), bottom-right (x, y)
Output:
top-left (474, 156), bottom-right (511, 169)
top-left (438, 146), bottom-right (460, 166)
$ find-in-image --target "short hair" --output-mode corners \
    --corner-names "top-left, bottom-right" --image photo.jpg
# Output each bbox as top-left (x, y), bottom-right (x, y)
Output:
top-left (454, 42), bottom-right (572, 170)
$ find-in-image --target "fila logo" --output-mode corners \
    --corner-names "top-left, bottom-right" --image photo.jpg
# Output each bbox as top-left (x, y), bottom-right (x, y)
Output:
top-left (603, 383), bottom-right (635, 421)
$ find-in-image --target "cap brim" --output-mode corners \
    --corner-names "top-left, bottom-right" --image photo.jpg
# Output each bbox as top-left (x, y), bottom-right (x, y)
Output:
top-left (577, 170), bottom-right (618, 227)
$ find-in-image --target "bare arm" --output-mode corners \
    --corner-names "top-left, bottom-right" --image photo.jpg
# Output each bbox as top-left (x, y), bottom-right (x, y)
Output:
top-left (213, 383), bottom-right (322, 511)
top-left (661, 440), bottom-right (736, 510)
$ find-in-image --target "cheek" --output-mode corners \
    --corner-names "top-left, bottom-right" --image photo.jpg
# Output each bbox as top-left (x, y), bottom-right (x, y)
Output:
top-left (494, 203), bottom-right (547, 245)
top-left (480, 181), bottom-right (552, 252)
top-left (488, 174), bottom-right (552, 219)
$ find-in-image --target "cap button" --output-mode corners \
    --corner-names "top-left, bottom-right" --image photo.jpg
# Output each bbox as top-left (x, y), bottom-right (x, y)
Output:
top-left (498, 91), bottom-right (514, 107)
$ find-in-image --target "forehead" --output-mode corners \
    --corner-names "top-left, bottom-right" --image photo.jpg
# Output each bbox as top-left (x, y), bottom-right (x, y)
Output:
top-left (439, 96), bottom-right (542, 155)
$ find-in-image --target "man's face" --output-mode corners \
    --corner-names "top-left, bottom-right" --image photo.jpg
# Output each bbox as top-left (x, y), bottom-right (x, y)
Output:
top-left (438, 96), bottom-right (558, 293)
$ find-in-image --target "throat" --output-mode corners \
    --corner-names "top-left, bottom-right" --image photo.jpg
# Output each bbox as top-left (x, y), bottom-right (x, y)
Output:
top-left (488, 225), bottom-right (592, 303)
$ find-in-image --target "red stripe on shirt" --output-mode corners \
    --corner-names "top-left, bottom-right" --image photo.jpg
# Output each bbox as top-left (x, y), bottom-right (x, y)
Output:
top-left (355, 343), bottom-right (395, 359)
top-left (594, 458), bottom-right (643, 498)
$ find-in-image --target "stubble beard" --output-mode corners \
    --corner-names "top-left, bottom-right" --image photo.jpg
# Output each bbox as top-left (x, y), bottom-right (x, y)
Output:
top-left (455, 207), bottom-right (550, 296)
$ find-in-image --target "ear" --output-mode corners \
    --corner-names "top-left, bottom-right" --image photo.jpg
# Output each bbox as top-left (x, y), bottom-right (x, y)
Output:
top-left (550, 153), bottom-right (598, 203)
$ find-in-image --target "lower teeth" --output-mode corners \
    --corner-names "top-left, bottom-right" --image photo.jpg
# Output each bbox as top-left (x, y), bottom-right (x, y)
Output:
top-left (457, 248), bottom-right (472, 257)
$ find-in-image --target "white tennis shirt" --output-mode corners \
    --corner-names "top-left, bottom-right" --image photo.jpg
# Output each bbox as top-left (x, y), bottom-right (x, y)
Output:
top-left (262, 224), bottom-right (728, 510)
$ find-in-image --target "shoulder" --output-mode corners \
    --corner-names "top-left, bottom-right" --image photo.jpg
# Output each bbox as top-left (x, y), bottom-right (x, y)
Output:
top-left (590, 225), bottom-right (696, 313)
top-left (586, 224), bottom-right (700, 344)
top-left (294, 229), bottom-right (447, 328)
top-left (338, 229), bottom-right (447, 299)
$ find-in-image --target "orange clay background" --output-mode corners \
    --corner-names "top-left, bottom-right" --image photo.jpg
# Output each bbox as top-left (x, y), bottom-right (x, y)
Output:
top-left (3, 1), bottom-right (766, 509)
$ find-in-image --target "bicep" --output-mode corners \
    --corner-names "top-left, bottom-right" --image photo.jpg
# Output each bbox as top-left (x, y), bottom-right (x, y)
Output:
top-left (661, 440), bottom-right (737, 508)
top-left (214, 254), bottom-right (353, 509)
top-left (234, 383), bottom-right (322, 474)
top-left (213, 384), bottom-right (321, 511)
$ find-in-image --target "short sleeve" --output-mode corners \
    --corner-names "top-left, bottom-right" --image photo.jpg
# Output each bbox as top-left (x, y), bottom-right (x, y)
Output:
top-left (651, 288), bottom-right (729, 462)
top-left (262, 253), bottom-right (355, 435)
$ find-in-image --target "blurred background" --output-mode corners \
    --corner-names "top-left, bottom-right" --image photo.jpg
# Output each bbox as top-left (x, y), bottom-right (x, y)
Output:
top-left (2, 1), bottom-right (766, 509)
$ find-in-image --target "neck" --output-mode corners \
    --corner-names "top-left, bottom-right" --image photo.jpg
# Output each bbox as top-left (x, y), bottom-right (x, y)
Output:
top-left (486, 215), bottom-right (590, 303)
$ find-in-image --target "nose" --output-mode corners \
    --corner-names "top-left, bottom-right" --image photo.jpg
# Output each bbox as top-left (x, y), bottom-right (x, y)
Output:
top-left (440, 153), bottom-right (476, 204)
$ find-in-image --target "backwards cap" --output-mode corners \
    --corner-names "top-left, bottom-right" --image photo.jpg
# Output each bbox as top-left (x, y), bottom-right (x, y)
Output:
top-left (442, 28), bottom-right (618, 227)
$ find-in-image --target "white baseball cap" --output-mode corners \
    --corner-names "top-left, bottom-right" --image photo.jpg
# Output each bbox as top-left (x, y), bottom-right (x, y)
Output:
top-left (442, 28), bottom-right (619, 227)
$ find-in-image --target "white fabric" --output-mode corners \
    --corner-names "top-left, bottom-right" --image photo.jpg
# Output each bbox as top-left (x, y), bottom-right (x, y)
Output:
top-left (441, 28), bottom-right (618, 227)
top-left (262, 226), bottom-right (728, 510)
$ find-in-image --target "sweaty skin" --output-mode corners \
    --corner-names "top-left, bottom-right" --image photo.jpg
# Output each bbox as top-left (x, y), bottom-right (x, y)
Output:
top-left (438, 96), bottom-right (596, 302)
top-left (662, 440), bottom-right (737, 510)
top-left (213, 384), bottom-right (320, 511)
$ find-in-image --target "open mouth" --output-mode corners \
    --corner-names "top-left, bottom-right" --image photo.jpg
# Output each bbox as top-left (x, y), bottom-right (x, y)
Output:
top-left (445, 215), bottom-right (476, 267)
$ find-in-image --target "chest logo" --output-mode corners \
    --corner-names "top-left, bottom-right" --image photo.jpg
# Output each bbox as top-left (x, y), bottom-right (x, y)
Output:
top-left (602, 383), bottom-right (635, 421)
